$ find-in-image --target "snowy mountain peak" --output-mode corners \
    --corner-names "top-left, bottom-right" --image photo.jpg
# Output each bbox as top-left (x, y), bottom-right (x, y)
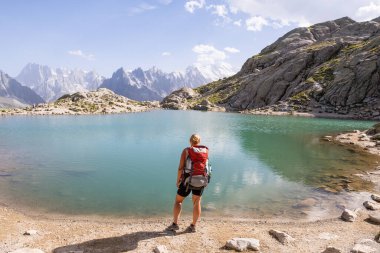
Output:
top-left (16, 63), bottom-right (105, 102)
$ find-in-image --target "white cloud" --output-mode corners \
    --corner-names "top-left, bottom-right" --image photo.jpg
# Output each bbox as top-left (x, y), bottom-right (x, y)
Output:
top-left (161, 51), bottom-right (171, 56)
top-left (185, 0), bottom-right (205, 13)
top-left (246, 16), bottom-right (268, 31)
top-left (128, 3), bottom-right (156, 15)
top-left (208, 4), bottom-right (228, 17)
top-left (68, 50), bottom-right (95, 61)
top-left (227, 0), bottom-right (377, 30)
top-left (193, 44), bottom-right (226, 65)
top-left (356, 1), bottom-right (380, 21)
top-left (233, 19), bottom-right (242, 26)
top-left (224, 47), bottom-right (240, 53)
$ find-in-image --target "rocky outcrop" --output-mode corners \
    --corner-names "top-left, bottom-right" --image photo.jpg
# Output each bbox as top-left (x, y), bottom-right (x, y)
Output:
top-left (163, 16), bottom-right (380, 119)
top-left (0, 88), bottom-right (158, 115)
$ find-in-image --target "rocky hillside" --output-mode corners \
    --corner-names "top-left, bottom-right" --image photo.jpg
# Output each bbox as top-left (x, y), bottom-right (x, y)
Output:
top-left (0, 70), bottom-right (44, 107)
top-left (0, 88), bottom-right (158, 115)
top-left (162, 17), bottom-right (380, 120)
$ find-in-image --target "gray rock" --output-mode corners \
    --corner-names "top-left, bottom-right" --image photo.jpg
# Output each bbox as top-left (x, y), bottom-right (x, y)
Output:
top-left (153, 245), bottom-right (168, 253)
top-left (225, 238), bottom-right (260, 252)
top-left (322, 246), bottom-right (342, 253)
top-left (23, 229), bottom-right (38, 235)
top-left (371, 194), bottom-right (380, 203)
top-left (351, 239), bottom-right (379, 253)
top-left (341, 209), bottom-right (357, 222)
top-left (368, 212), bottom-right (380, 224)
top-left (363, 201), bottom-right (380, 210)
top-left (9, 248), bottom-right (45, 253)
top-left (269, 229), bottom-right (295, 244)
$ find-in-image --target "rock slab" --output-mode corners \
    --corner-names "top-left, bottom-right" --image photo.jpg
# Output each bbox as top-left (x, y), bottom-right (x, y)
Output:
top-left (341, 209), bottom-right (357, 222)
top-left (269, 229), bottom-right (295, 244)
top-left (9, 248), bottom-right (45, 253)
top-left (154, 245), bottom-right (168, 253)
top-left (225, 238), bottom-right (260, 252)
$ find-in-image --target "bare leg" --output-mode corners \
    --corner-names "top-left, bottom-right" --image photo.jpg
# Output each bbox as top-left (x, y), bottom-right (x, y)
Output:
top-left (173, 194), bottom-right (185, 224)
top-left (192, 195), bottom-right (202, 226)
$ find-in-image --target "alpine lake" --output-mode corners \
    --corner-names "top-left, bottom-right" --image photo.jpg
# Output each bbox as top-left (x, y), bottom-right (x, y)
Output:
top-left (0, 110), bottom-right (378, 220)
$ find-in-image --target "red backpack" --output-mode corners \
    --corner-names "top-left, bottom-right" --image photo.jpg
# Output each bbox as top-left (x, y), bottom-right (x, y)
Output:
top-left (185, 146), bottom-right (208, 176)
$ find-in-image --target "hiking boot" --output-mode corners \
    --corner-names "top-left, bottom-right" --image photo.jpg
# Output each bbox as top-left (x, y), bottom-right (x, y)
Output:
top-left (165, 222), bottom-right (179, 231)
top-left (185, 224), bottom-right (196, 233)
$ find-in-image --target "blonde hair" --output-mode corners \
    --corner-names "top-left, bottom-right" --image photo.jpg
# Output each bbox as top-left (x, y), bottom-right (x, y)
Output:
top-left (190, 134), bottom-right (201, 146)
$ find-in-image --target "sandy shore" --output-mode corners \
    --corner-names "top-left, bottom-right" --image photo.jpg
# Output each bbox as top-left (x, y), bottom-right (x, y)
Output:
top-left (2, 127), bottom-right (380, 252)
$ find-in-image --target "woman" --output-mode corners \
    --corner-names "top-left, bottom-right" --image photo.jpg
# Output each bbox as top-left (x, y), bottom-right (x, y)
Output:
top-left (166, 134), bottom-right (209, 233)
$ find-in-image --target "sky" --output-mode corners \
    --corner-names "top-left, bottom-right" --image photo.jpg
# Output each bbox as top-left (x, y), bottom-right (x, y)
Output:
top-left (1, 0), bottom-right (380, 77)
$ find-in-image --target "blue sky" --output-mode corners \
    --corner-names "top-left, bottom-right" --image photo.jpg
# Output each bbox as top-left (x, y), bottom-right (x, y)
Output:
top-left (1, 0), bottom-right (380, 77)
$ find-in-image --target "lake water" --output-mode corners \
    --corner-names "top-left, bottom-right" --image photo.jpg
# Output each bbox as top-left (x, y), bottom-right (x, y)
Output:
top-left (0, 111), bottom-right (378, 219)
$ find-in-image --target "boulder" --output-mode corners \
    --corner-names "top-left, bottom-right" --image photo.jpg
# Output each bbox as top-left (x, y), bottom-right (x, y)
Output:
top-left (351, 239), bottom-right (379, 253)
top-left (341, 209), bottom-right (357, 222)
top-left (269, 229), bottom-right (295, 245)
top-left (321, 246), bottom-right (342, 253)
top-left (9, 248), bottom-right (45, 253)
top-left (371, 194), bottom-right (380, 203)
top-left (225, 238), bottom-right (260, 252)
top-left (153, 245), bottom-right (168, 253)
top-left (363, 201), bottom-right (380, 210)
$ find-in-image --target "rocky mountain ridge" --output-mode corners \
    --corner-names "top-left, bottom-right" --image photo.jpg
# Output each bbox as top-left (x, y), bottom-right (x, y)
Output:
top-left (100, 65), bottom-right (235, 101)
top-left (162, 16), bottom-right (380, 120)
top-left (0, 70), bottom-right (44, 108)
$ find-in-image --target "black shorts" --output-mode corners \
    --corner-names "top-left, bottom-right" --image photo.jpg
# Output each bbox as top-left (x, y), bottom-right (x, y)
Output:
top-left (177, 181), bottom-right (204, 197)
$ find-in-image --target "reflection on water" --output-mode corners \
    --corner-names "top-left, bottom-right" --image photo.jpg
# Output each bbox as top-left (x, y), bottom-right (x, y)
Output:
top-left (0, 111), bottom-right (378, 219)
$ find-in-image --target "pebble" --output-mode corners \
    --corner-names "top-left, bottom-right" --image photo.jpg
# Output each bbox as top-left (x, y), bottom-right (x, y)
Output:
top-left (341, 209), bottom-right (357, 222)
top-left (23, 230), bottom-right (38, 236)
top-left (269, 229), bottom-right (295, 245)
top-left (318, 232), bottom-right (339, 240)
top-left (225, 238), bottom-right (260, 252)
top-left (363, 201), bottom-right (380, 210)
top-left (154, 245), bottom-right (168, 253)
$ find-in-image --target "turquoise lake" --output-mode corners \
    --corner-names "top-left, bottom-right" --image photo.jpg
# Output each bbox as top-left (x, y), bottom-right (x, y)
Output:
top-left (0, 111), bottom-right (378, 219)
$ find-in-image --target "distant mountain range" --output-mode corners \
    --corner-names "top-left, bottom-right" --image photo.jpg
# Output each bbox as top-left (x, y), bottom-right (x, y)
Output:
top-left (0, 70), bottom-right (44, 108)
top-left (12, 63), bottom-right (235, 102)
top-left (99, 65), bottom-right (234, 101)
top-left (16, 63), bottom-right (105, 102)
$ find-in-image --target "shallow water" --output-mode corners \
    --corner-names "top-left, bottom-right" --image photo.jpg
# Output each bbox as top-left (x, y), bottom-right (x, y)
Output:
top-left (0, 111), bottom-right (378, 219)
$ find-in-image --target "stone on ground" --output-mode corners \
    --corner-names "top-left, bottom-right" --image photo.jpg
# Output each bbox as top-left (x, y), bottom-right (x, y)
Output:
top-left (225, 238), bottom-right (260, 251)
top-left (154, 245), bottom-right (168, 253)
top-left (321, 246), bottom-right (342, 253)
top-left (363, 201), bottom-right (380, 210)
top-left (23, 229), bottom-right (38, 235)
top-left (269, 229), bottom-right (295, 244)
top-left (371, 194), bottom-right (380, 203)
top-left (368, 212), bottom-right (380, 224)
top-left (351, 239), bottom-right (379, 253)
top-left (341, 209), bottom-right (357, 222)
